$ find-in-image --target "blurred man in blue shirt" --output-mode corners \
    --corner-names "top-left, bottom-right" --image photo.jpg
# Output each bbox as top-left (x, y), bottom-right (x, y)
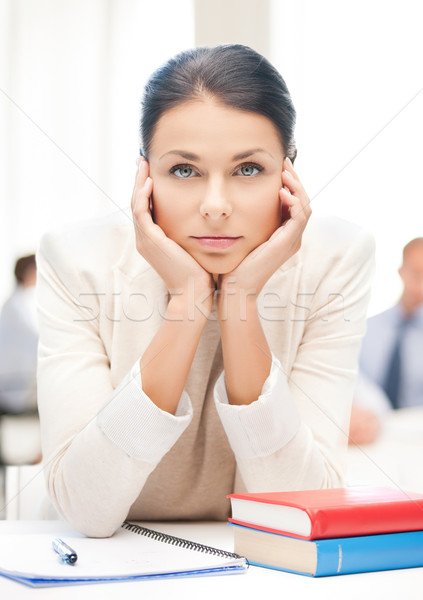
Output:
top-left (360, 238), bottom-right (423, 409)
top-left (349, 238), bottom-right (423, 444)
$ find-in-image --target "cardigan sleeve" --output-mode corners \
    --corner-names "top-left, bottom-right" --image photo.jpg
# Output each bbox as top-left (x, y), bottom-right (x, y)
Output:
top-left (214, 225), bottom-right (375, 492)
top-left (214, 354), bottom-right (301, 456)
top-left (36, 232), bottom-right (192, 538)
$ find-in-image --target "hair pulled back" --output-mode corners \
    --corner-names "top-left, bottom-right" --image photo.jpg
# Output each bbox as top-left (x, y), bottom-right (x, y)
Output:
top-left (140, 44), bottom-right (297, 163)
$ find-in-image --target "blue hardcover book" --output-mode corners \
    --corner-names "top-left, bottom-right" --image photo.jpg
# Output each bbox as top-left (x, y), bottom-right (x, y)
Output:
top-left (230, 523), bottom-right (423, 577)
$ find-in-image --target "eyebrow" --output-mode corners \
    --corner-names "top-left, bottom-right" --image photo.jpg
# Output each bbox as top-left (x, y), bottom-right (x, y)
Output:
top-left (159, 148), bottom-right (274, 161)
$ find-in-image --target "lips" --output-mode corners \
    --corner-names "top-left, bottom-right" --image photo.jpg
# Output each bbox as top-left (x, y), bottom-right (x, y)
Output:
top-left (191, 235), bottom-right (242, 250)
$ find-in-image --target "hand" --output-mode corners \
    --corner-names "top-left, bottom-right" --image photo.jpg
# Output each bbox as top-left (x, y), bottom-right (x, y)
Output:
top-left (218, 157), bottom-right (311, 296)
top-left (348, 404), bottom-right (381, 446)
top-left (131, 157), bottom-right (214, 309)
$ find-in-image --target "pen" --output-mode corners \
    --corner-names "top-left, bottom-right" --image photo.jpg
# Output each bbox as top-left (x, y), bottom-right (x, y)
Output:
top-left (52, 538), bottom-right (78, 565)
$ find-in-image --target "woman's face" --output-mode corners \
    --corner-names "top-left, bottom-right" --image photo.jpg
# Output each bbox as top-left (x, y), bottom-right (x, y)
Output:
top-left (148, 98), bottom-right (285, 275)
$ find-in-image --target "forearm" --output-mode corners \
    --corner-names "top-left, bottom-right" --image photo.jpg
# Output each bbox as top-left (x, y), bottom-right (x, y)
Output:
top-left (44, 421), bottom-right (156, 537)
top-left (234, 423), bottom-right (345, 493)
top-left (141, 292), bottom-right (212, 414)
top-left (42, 358), bottom-right (194, 537)
top-left (215, 356), bottom-right (347, 493)
top-left (218, 293), bottom-right (271, 405)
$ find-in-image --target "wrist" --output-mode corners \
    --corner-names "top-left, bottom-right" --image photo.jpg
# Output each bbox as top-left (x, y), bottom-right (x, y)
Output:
top-left (167, 284), bottom-right (214, 321)
top-left (218, 274), bottom-right (260, 299)
top-left (217, 286), bottom-right (258, 323)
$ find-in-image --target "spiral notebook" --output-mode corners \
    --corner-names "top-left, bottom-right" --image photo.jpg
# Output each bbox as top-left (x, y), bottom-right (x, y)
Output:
top-left (0, 521), bottom-right (247, 587)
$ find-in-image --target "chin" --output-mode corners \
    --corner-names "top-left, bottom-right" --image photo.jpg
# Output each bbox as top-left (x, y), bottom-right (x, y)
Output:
top-left (195, 254), bottom-right (244, 276)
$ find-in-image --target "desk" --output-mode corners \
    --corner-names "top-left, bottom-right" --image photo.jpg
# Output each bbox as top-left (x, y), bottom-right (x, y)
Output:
top-left (0, 520), bottom-right (422, 599)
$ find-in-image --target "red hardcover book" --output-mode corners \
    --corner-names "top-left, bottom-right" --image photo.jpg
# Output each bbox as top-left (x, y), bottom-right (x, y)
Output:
top-left (228, 486), bottom-right (423, 540)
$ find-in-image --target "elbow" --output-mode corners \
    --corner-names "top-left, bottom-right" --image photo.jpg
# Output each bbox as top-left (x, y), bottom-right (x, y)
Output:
top-left (48, 492), bottom-right (121, 538)
top-left (69, 519), bottom-right (118, 539)
top-left (45, 468), bottom-right (122, 539)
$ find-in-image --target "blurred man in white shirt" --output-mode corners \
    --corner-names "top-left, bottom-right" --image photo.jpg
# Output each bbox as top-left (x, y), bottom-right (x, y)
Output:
top-left (0, 255), bottom-right (38, 414)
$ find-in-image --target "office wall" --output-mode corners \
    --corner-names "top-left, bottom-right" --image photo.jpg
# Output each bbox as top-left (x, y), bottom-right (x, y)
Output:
top-left (1, 1), bottom-right (423, 316)
top-left (0, 0), bottom-right (194, 302)
top-left (194, 0), bottom-right (270, 58)
top-left (270, 1), bottom-right (423, 315)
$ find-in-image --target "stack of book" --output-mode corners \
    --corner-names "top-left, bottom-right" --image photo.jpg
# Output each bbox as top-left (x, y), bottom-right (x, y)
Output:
top-left (228, 486), bottom-right (423, 577)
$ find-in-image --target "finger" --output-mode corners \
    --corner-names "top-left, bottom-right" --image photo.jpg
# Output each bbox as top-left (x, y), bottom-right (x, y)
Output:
top-left (131, 166), bottom-right (140, 212)
top-left (288, 195), bottom-right (307, 221)
top-left (131, 158), bottom-right (150, 212)
top-left (283, 156), bottom-right (300, 181)
top-left (282, 159), bottom-right (309, 207)
top-left (132, 160), bottom-right (151, 215)
top-left (283, 195), bottom-right (305, 223)
top-left (279, 186), bottom-right (292, 223)
top-left (279, 188), bottom-right (309, 226)
top-left (281, 168), bottom-right (303, 196)
top-left (281, 171), bottom-right (312, 216)
top-left (133, 176), bottom-right (153, 222)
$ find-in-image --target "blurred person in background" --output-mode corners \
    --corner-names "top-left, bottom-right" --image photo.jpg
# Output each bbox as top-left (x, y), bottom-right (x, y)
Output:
top-left (0, 254), bottom-right (38, 414)
top-left (349, 238), bottom-right (423, 444)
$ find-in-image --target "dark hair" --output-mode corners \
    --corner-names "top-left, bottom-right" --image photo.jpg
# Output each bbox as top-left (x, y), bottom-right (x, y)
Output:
top-left (140, 44), bottom-right (297, 163)
top-left (14, 254), bottom-right (36, 284)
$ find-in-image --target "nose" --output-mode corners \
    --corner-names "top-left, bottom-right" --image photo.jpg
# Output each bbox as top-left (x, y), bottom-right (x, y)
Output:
top-left (200, 181), bottom-right (232, 219)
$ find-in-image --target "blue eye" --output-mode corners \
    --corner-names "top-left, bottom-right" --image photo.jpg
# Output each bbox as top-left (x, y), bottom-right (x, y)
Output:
top-left (170, 165), bottom-right (196, 178)
top-left (236, 163), bottom-right (263, 177)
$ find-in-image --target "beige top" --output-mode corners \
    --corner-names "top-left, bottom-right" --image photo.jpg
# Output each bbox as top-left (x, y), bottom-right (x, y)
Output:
top-left (36, 212), bottom-right (374, 537)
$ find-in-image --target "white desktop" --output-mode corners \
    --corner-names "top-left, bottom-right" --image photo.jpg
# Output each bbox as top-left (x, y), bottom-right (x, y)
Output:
top-left (1, 406), bottom-right (423, 599)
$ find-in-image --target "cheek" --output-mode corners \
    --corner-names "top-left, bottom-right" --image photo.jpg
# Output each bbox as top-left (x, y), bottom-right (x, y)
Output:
top-left (243, 182), bottom-right (281, 235)
top-left (151, 181), bottom-right (187, 234)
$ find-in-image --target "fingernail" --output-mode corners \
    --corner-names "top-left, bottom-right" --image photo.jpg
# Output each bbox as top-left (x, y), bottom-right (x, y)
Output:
top-left (285, 157), bottom-right (292, 166)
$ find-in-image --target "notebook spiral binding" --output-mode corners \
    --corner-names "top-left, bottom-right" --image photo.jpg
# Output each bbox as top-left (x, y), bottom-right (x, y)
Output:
top-left (122, 521), bottom-right (245, 561)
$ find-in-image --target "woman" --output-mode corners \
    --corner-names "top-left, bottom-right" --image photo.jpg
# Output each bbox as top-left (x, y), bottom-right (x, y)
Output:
top-left (37, 45), bottom-right (374, 537)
